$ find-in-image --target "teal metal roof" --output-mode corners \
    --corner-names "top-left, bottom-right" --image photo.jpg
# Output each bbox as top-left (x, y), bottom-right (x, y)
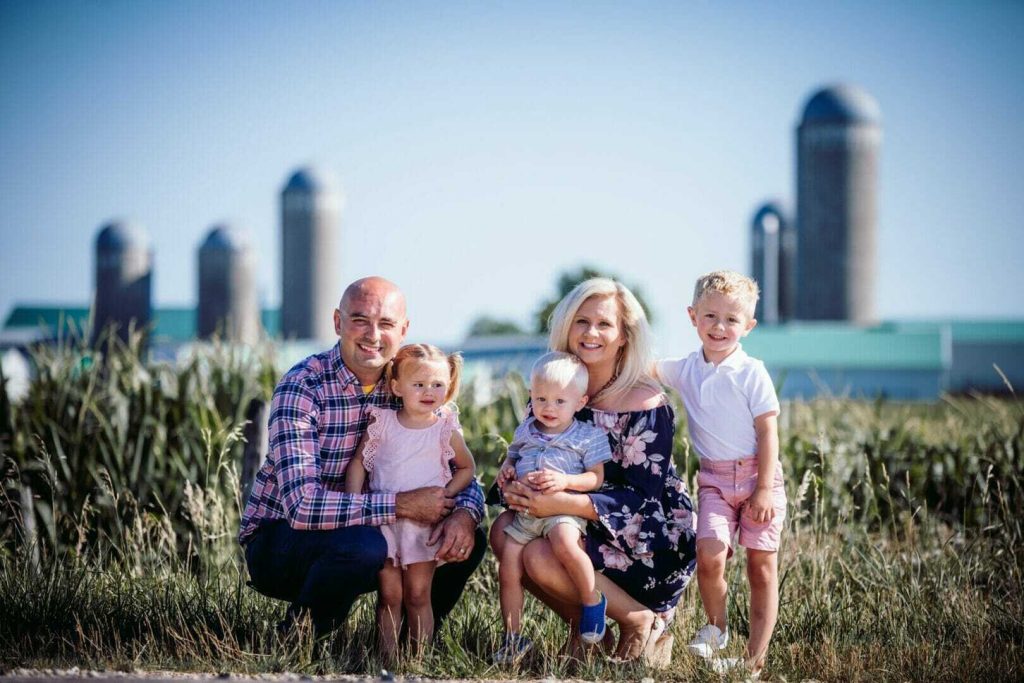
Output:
top-left (742, 323), bottom-right (946, 370)
top-left (5, 306), bottom-right (1021, 356)
top-left (892, 320), bottom-right (1024, 343)
top-left (153, 307), bottom-right (195, 340)
top-left (3, 305), bottom-right (281, 341)
top-left (4, 306), bottom-right (91, 331)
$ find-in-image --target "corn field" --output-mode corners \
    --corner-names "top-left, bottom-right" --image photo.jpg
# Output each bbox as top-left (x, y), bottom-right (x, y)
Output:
top-left (0, 331), bottom-right (1021, 681)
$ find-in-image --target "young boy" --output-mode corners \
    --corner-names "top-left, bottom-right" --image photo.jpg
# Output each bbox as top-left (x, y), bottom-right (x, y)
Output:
top-left (493, 351), bottom-right (613, 664)
top-left (654, 271), bottom-right (785, 678)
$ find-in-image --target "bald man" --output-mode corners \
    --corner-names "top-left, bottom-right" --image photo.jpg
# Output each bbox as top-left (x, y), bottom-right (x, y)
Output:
top-left (240, 277), bottom-right (485, 637)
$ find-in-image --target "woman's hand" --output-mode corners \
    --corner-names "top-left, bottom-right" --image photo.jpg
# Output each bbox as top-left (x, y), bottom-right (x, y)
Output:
top-left (502, 478), bottom-right (539, 514)
top-left (503, 480), bottom-right (598, 521)
top-left (528, 468), bottom-right (569, 493)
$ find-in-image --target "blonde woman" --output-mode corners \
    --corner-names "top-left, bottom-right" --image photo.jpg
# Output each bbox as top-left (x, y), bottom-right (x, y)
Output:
top-left (490, 278), bottom-right (697, 663)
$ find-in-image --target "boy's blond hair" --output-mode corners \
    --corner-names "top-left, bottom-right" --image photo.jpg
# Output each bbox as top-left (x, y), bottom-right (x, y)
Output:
top-left (531, 351), bottom-right (589, 396)
top-left (692, 270), bottom-right (760, 317)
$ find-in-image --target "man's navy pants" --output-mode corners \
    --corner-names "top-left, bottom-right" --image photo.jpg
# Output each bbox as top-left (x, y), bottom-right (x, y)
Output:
top-left (244, 520), bottom-right (487, 635)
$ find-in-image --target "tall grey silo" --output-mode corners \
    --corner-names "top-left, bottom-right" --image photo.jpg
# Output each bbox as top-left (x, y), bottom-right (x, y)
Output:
top-left (751, 202), bottom-right (795, 324)
top-left (281, 167), bottom-right (342, 341)
top-left (795, 84), bottom-right (882, 323)
top-left (92, 220), bottom-right (152, 346)
top-left (198, 224), bottom-right (260, 344)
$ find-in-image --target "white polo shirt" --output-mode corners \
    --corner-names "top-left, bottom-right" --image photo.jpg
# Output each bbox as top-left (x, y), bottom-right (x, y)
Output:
top-left (656, 345), bottom-right (780, 462)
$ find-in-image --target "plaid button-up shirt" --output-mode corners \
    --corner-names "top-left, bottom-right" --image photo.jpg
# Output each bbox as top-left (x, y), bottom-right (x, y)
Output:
top-left (239, 343), bottom-right (484, 544)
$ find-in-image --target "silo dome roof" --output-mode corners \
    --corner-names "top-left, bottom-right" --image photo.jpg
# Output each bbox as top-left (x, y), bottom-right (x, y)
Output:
top-left (801, 84), bottom-right (881, 126)
top-left (284, 166), bottom-right (339, 193)
top-left (752, 202), bottom-right (787, 234)
top-left (96, 220), bottom-right (149, 249)
top-left (202, 224), bottom-right (249, 251)
top-left (753, 202), bottom-right (786, 223)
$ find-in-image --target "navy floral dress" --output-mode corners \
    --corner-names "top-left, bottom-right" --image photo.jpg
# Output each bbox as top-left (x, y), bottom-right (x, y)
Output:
top-left (579, 403), bottom-right (697, 614)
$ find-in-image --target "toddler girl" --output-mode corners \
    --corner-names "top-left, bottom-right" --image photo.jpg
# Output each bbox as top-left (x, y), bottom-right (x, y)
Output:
top-left (345, 343), bottom-right (476, 659)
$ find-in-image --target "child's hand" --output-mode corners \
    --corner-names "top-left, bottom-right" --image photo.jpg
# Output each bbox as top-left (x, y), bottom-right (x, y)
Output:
top-left (529, 468), bottom-right (568, 493)
top-left (745, 487), bottom-right (776, 524)
top-left (497, 464), bottom-right (517, 492)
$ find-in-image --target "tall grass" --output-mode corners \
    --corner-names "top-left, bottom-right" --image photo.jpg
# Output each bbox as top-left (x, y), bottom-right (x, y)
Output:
top-left (0, 327), bottom-right (275, 562)
top-left (1, 337), bottom-right (1021, 680)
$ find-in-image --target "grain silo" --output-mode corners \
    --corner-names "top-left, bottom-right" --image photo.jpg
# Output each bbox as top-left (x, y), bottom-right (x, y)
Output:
top-left (280, 167), bottom-right (341, 341)
top-left (92, 220), bottom-right (152, 345)
top-left (198, 224), bottom-right (259, 344)
top-left (795, 84), bottom-right (881, 323)
top-left (751, 202), bottom-right (795, 324)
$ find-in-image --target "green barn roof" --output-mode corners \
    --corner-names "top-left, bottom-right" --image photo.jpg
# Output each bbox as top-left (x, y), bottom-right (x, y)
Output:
top-left (890, 319), bottom-right (1024, 343)
top-left (742, 323), bottom-right (947, 370)
top-left (3, 305), bottom-right (280, 341)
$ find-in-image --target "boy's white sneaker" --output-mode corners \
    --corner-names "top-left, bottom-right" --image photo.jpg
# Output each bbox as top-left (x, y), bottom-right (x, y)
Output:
top-left (688, 623), bottom-right (729, 658)
top-left (709, 657), bottom-right (761, 681)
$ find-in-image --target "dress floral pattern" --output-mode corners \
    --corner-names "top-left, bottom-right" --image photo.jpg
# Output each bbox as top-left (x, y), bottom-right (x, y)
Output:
top-left (579, 403), bottom-right (697, 613)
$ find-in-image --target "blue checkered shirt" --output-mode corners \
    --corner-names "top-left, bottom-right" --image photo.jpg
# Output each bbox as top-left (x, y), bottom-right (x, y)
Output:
top-left (239, 343), bottom-right (484, 544)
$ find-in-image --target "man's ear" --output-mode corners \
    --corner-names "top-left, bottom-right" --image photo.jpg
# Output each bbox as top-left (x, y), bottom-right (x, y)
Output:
top-left (334, 308), bottom-right (343, 336)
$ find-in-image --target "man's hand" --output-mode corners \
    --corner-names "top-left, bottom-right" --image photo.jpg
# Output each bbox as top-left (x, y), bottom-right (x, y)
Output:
top-left (744, 487), bottom-right (776, 524)
top-left (528, 468), bottom-right (569, 493)
top-left (396, 486), bottom-right (454, 524)
top-left (427, 508), bottom-right (476, 562)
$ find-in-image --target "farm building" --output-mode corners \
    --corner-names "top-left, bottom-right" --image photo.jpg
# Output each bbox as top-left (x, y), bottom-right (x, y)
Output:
top-left (453, 322), bottom-right (1024, 400)
top-left (2, 306), bottom-right (1022, 401)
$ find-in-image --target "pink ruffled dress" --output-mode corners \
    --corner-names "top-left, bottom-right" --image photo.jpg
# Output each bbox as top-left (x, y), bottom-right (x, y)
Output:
top-left (363, 405), bottom-right (459, 567)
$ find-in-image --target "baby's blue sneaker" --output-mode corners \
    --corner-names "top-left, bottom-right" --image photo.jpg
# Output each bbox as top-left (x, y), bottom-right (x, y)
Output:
top-left (579, 591), bottom-right (607, 644)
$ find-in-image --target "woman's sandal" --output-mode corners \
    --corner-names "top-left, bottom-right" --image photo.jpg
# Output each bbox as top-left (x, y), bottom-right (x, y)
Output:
top-left (642, 615), bottom-right (674, 669)
top-left (607, 612), bottom-right (671, 666)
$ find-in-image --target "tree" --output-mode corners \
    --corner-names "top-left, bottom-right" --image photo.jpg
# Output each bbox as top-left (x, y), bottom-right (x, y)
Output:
top-left (467, 315), bottom-right (526, 337)
top-left (533, 266), bottom-right (654, 334)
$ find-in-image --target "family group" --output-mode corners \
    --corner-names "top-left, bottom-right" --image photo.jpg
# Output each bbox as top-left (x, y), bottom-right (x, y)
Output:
top-left (239, 270), bottom-right (786, 678)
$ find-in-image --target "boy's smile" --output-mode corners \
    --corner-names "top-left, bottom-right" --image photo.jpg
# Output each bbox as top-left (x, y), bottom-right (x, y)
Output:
top-left (688, 291), bottom-right (757, 365)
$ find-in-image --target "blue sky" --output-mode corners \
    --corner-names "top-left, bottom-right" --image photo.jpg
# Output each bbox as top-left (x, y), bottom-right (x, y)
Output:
top-left (2, 0), bottom-right (1022, 351)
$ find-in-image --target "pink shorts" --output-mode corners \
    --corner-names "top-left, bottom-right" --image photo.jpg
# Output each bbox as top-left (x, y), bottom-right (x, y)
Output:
top-left (696, 457), bottom-right (786, 553)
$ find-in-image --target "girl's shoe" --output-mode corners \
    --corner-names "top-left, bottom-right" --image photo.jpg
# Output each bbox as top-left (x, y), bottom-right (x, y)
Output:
top-left (688, 623), bottom-right (729, 658)
top-left (493, 632), bottom-right (533, 664)
top-left (579, 592), bottom-right (608, 644)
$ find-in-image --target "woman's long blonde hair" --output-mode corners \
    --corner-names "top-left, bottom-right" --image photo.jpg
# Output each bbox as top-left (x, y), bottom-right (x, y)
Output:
top-left (547, 277), bottom-right (660, 406)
